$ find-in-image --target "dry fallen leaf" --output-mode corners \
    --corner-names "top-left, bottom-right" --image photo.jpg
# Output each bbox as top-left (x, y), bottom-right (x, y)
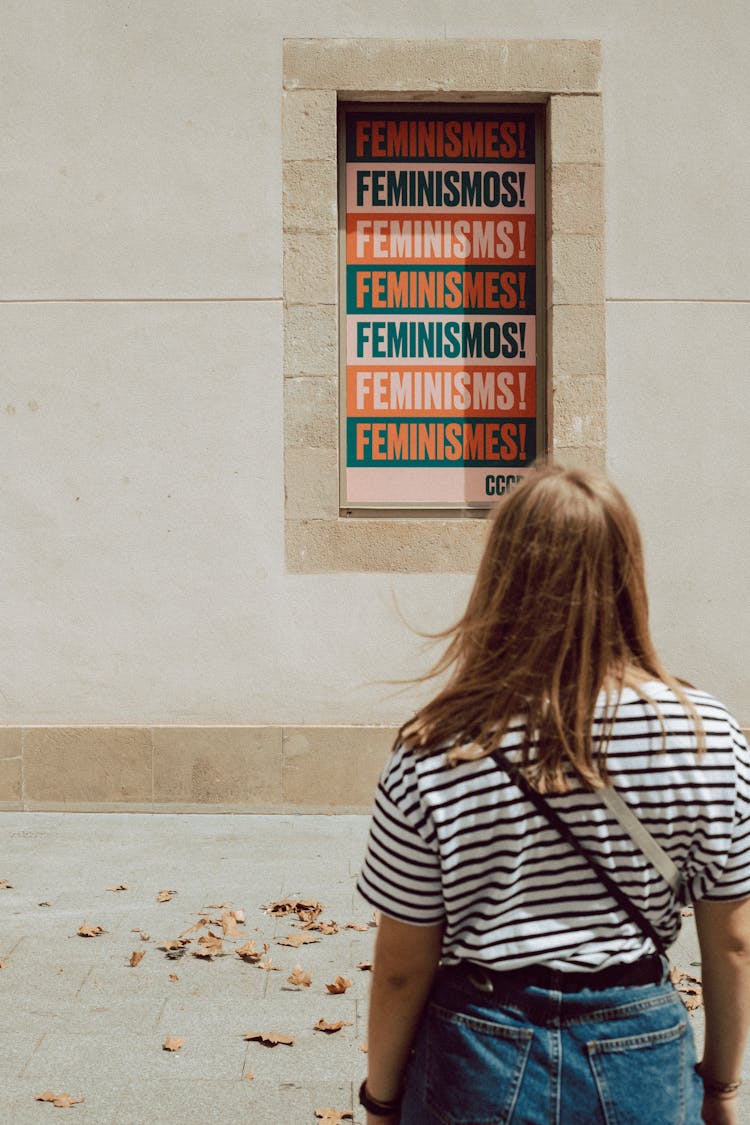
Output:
top-left (314, 1019), bottom-right (353, 1034)
top-left (244, 1072), bottom-right (254, 1081)
top-left (670, 967), bottom-right (703, 1010)
top-left (168, 973), bottom-right (179, 982)
top-left (156, 889), bottom-right (176, 903)
top-left (236, 939), bottom-right (262, 962)
top-left (277, 933), bottom-right (320, 948)
top-left (243, 1030), bottom-right (295, 1047)
top-left (259, 957), bottom-right (280, 972)
top-left (220, 911), bottom-right (245, 937)
top-left (193, 932), bottom-right (223, 959)
top-left (0, 880), bottom-right (13, 890)
top-left (38, 901), bottom-right (51, 907)
top-left (160, 939), bottom-right (190, 959)
top-left (129, 951), bottom-right (146, 968)
top-left (106, 884), bottom-right (128, 892)
top-left (35, 1091), bottom-right (84, 1108)
top-left (325, 976), bottom-right (352, 994)
top-left (287, 965), bottom-right (312, 988)
top-left (345, 922), bottom-right (369, 931)
top-left (264, 898), bottom-right (323, 924)
top-left (314, 1110), bottom-right (353, 1123)
top-left (77, 923), bottom-right (105, 938)
top-left (302, 920), bottom-right (339, 935)
top-left (359, 1040), bottom-right (368, 1053)
top-left (0, 960), bottom-right (9, 970)
top-left (179, 919), bottom-right (209, 937)
top-left (357, 961), bottom-right (373, 972)
top-left (162, 1036), bottom-right (185, 1052)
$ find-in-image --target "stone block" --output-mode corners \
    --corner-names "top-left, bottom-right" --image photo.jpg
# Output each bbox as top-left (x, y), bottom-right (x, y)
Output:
top-left (282, 726), bottom-right (396, 806)
top-left (549, 304), bottom-right (606, 378)
top-left (152, 727), bottom-right (283, 806)
top-left (0, 756), bottom-right (21, 804)
top-left (0, 728), bottom-right (22, 758)
top-left (548, 95), bottom-right (604, 164)
top-left (285, 448), bottom-right (339, 520)
top-left (286, 517), bottom-right (488, 574)
top-left (553, 375), bottom-right (606, 447)
top-left (552, 445), bottom-right (606, 472)
top-left (283, 89), bottom-right (338, 161)
top-left (284, 377), bottom-right (338, 448)
top-left (284, 304), bottom-right (338, 375)
top-left (283, 38), bottom-right (601, 95)
top-left (23, 728), bottom-right (152, 804)
top-left (283, 160), bottom-right (338, 232)
top-left (549, 163), bottom-right (604, 234)
top-left (550, 234), bottom-right (604, 305)
top-left (284, 232), bottom-right (338, 305)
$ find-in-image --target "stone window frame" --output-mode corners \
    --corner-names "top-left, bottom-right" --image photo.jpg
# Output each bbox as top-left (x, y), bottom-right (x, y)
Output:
top-left (283, 38), bottom-right (604, 574)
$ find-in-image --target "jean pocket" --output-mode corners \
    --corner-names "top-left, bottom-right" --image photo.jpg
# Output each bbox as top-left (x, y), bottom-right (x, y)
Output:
top-left (587, 1020), bottom-right (691, 1125)
top-left (423, 1002), bottom-right (533, 1125)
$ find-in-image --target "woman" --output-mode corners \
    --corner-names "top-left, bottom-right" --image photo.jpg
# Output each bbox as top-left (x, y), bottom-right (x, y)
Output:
top-left (357, 466), bottom-right (750, 1125)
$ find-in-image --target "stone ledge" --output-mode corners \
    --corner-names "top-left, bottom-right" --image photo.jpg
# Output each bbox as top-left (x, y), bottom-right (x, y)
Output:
top-left (0, 726), bottom-right (398, 811)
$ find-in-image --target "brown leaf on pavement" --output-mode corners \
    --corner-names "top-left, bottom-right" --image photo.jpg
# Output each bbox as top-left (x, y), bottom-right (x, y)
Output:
top-left (0, 880), bottom-right (13, 890)
top-left (669, 967), bottom-right (703, 1010)
top-left (345, 922), bottom-right (369, 931)
top-left (287, 965), bottom-right (312, 988)
top-left (168, 973), bottom-right (179, 982)
top-left (35, 1091), bottom-right (85, 1108)
top-left (244, 1072), bottom-right (254, 1080)
top-left (106, 884), bottom-right (128, 892)
top-left (129, 951), bottom-right (146, 968)
top-left (220, 911), bottom-right (246, 937)
top-left (325, 976), bottom-right (352, 994)
top-left (77, 923), bottom-right (105, 938)
top-left (236, 939), bottom-right (262, 962)
top-left (264, 898), bottom-right (323, 924)
top-left (156, 889), bottom-right (176, 903)
top-left (314, 1019), bottom-right (353, 1034)
top-left (302, 920), bottom-right (339, 935)
top-left (193, 932), bottom-right (223, 959)
top-left (163, 1036), bottom-right (185, 1052)
top-left (314, 1110), bottom-right (353, 1123)
top-left (259, 957), bottom-right (280, 972)
top-left (160, 939), bottom-right (190, 952)
top-left (243, 1030), bottom-right (295, 1047)
top-left (359, 1040), bottom-right (368, 1053)
top-left (179, 919), bottom-right (209, 937)
top-left (277, 933), bottom-right (320, 948)
top-left (0, 960), bottom-right (9, 970)
top-left (357, 961), bottom-right (373, 971)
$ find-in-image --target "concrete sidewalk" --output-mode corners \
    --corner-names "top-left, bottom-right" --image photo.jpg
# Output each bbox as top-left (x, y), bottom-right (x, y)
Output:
top-left (0, 812), bottom-right (747, 1124)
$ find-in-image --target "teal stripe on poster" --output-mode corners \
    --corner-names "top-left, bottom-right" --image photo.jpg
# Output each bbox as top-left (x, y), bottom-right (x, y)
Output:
top-left (347, 417), bottom-right (536, 468)
top-left (347, 265), bottom-right (536, 315)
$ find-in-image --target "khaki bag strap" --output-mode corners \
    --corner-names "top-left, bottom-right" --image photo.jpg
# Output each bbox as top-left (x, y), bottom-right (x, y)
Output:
top-left (597, 785), bottom-right (684, 896)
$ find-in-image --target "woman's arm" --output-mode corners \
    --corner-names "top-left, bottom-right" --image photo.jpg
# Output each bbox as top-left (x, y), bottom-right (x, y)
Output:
top-left (694, 897), bottom-right (750, 1125)
top-left (364, 913), bottom-right (444, 1124)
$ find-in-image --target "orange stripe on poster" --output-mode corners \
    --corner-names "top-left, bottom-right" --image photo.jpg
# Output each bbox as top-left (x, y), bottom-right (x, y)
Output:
top-left (346, 213), bottom-right (535, 265)
top-left (346, 366), bottom-right (536, 417)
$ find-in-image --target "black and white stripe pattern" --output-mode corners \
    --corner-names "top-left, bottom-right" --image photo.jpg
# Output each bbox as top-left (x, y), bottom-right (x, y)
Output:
top-left (357, 683), bottom-right (750, 972)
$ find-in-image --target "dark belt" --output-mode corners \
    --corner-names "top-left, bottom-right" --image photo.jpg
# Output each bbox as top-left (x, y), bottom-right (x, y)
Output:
top-left (447, 953), bottom-right (665, 994)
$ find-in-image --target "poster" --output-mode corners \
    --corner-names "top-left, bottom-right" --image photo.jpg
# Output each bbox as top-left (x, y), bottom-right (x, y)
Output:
top-left (343, 109), bottom-right (538, 507)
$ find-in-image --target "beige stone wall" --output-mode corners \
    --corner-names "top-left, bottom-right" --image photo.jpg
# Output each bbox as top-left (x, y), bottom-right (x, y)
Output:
top-left (1, 5), bottom-right (748, 809)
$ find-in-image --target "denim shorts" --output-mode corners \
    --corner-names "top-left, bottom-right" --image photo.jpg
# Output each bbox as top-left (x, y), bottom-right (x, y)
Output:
top-left (399, 962), bottom-right (703, 1125)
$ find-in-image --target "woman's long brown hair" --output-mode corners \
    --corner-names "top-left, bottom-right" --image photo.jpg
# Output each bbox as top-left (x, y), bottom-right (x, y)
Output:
top-left (400, 465), bottom-right (703, 791)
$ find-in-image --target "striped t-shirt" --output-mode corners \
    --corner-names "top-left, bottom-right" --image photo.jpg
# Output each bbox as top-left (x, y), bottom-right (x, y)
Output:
top-left (357, 683), bottom-right (750, 972)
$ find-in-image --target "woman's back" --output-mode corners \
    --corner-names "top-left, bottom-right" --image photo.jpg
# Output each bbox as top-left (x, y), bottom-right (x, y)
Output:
top-left (358, 681), bottom-right (750, 972)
